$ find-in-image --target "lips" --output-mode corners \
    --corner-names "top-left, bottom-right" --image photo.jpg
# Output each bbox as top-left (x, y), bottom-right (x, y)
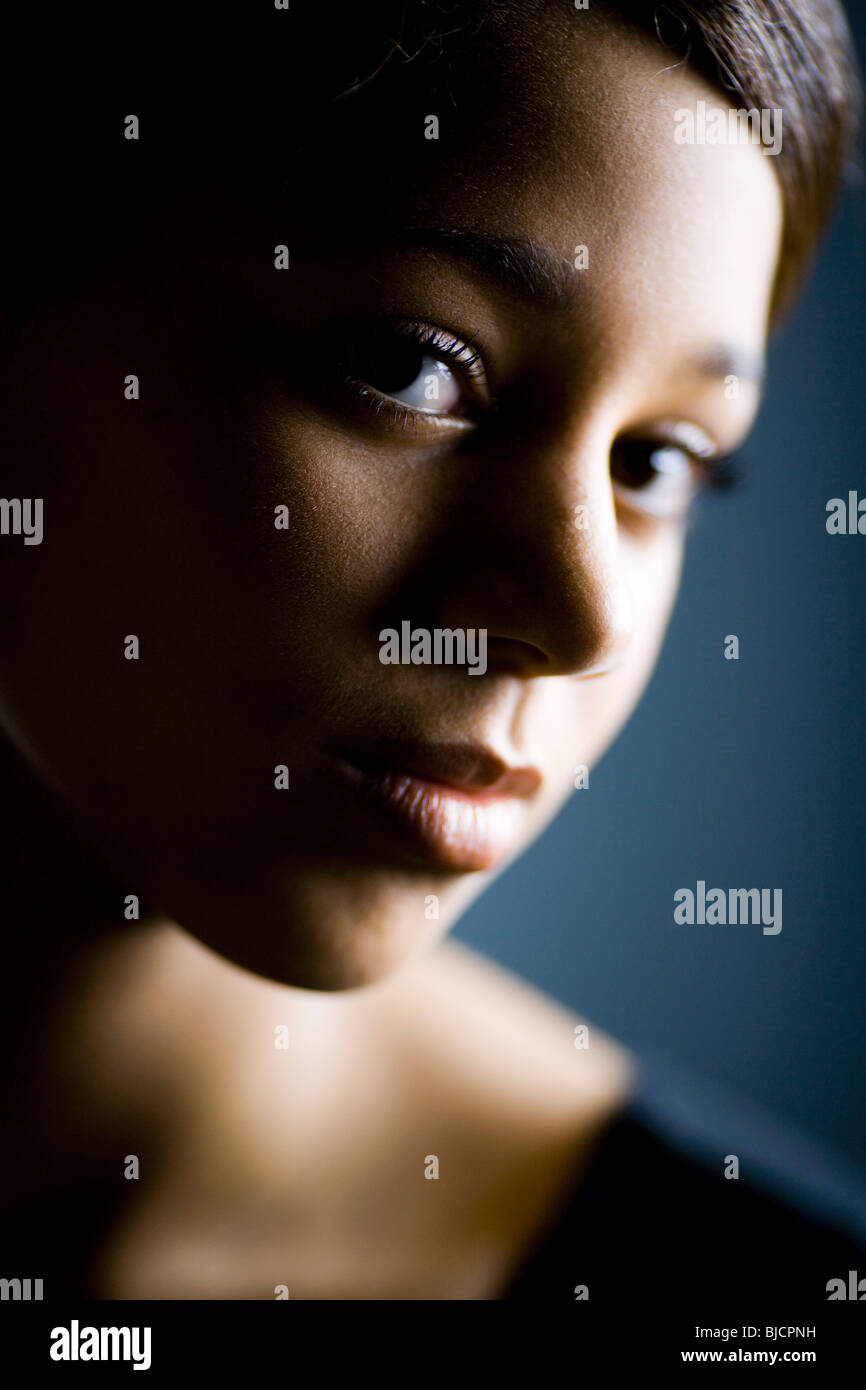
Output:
top-left (335, 739), bottom-right (542, 871)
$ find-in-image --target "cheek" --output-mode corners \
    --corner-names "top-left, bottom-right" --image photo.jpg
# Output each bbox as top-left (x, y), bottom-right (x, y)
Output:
top-left (597, 523), bottom-right (685, 723)
top-left (255, 411), bottom-right (409, 616)
top-left (599, 524), bottom-right (685, 726)
top-left (621, 522), bottom-right (686, 665)
top-left (533, 525), bottom-right (685, 791)
top-left (252, 406), bottom-right (464, 645)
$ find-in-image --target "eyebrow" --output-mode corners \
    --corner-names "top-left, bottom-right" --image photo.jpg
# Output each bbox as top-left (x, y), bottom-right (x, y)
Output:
top-left (396, 226), bottom-right (581, 309)
top-left (295, 223), bottom-right (766, 386)
top-left (296, 224), bottom-right (581, 310)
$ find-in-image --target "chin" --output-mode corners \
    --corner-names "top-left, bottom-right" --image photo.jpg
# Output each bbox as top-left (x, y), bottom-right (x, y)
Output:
top-left (162, 863), bottom-right (467, 993)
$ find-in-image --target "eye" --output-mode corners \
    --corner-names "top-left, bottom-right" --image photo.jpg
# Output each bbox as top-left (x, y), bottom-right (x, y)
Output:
top-left (328, 319), bottom-right (489, 433)
top-left (342, 332), bottom-right (464, 414)
top-left (610, 436), bottom-right (730, 520)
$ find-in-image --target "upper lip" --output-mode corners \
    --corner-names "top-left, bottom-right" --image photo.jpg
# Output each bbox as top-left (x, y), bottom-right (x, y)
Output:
top-left (340, 738), bottom-right (543, 799)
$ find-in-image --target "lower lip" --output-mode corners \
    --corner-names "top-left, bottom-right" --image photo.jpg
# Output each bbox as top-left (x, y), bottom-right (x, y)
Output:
top-left (337, 760), bottom-right (528, 872)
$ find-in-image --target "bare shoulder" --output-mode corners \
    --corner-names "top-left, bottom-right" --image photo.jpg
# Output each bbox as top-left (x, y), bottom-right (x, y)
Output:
top-left (384, 937), bottom-right (637, 1133)
top-left (366, 938), bottom-right (639, 1294)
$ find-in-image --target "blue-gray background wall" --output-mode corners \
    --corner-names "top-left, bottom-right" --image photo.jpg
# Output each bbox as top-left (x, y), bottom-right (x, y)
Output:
top-left (456, 3), bottom-right (866, 1173)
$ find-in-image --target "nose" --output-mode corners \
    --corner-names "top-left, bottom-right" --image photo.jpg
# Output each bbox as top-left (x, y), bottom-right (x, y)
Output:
top-left (428, 424), bottom-right (635, 679)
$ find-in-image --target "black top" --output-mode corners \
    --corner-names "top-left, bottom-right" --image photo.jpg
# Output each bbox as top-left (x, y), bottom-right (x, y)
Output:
top-left (500, 1051), bottom-right (866, 1309)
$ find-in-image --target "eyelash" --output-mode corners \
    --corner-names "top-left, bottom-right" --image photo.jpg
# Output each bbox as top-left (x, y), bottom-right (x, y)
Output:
top-left (612, 440), bottom-right (744, 490)
top-left (339, 320), bottom-right (487, 431)
top-left (330, 318), bottom-right (744, 494)
top-left (702, 451), bottom-right (745, 490)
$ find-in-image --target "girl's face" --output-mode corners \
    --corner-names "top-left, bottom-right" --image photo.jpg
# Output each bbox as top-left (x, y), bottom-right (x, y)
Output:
top-left (0, 13), bottom-right (781, 988)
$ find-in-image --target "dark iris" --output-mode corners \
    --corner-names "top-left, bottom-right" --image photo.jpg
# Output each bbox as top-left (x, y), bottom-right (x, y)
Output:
top-left (610, 438), bottom-right (669, 490)
top-left (342, 333), bottom-right (426, 395)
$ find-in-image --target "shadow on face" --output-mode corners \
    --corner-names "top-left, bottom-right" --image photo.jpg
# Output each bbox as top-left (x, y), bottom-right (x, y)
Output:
top-left (0, 6), bottom-right (781, 988)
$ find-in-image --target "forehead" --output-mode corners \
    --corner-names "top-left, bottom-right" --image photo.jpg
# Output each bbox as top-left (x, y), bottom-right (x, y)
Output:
top-left (299, 8), bottom-right (783, 363)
